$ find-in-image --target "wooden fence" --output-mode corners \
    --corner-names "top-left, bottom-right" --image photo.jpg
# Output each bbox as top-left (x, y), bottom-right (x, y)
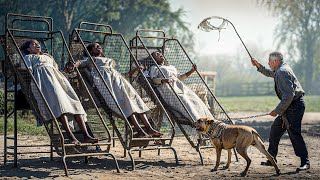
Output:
top-left (216, 81), bottom-right (274, 97)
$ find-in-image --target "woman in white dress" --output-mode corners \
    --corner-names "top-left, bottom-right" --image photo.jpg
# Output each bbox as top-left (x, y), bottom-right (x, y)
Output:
top-left (20, 39), bottom-right (98, 144)
top-left (71, 43), bottom-right (162, 138)
top-left (149, 51), bottom-right (213, 122)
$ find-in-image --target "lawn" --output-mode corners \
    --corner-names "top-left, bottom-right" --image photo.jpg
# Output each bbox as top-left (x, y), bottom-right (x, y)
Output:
top-left (217, 95), bottom-right (320, 112)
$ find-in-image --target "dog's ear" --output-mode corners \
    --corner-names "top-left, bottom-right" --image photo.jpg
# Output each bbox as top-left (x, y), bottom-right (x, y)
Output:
top-left (205, 117), bottom-right (215, 124)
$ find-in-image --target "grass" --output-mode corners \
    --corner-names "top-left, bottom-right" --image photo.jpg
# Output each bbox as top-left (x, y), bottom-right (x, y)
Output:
top-left (0, 115), bottom-right (47, 135)
top-left (217, 95), bottom-right (320, 112)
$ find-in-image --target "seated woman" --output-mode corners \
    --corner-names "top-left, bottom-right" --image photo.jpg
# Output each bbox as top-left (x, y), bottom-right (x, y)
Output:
top-left (70, 43), bottom-right (162, 138)
top-left (149, 51), bottom-right (213, 122)
top-left (20, 39), bottom-right (98, 145)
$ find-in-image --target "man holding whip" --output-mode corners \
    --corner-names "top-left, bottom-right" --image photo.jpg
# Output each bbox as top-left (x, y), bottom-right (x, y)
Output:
top-left (252, 52), bottom-right (310, 172)
top-left (198, 16), bottom-right (310, 172)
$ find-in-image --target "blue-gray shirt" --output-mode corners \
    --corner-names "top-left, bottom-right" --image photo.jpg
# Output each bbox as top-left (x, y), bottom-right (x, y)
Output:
top-left (257, 62), bottom-right (304, 115)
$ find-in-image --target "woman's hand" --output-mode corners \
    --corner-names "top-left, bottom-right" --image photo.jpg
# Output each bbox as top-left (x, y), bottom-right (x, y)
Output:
top-left (184, 64), bottom-right (197, 78)
top-left (191, 64), bottom-right (197, 72)
top-left (161, 78), bottom-right (173, 83)
top-left (125, 65), bottom-right (145, 78)
top-left (64, 61), bottom-right (79, 73)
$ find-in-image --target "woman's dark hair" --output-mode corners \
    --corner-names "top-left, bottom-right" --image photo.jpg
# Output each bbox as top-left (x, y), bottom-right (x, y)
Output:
top-left (83, 43), bottom-right (96, 57)
top-left (20, 40), bottom-right (33, 55)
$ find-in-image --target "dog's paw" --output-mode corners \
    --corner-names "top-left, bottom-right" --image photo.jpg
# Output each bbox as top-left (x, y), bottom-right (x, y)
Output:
top-left (240, 171), bottom-right (247, 177)
top-left (223, 165), bottom-right (229, 170)
top-left (211, 168), bottom-right (218, 172)
top-left (276, 169), bottom-right (281, 175)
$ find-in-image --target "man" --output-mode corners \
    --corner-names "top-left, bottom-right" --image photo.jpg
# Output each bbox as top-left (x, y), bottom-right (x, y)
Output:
top-left (252, 52), bottom-right (310, 171)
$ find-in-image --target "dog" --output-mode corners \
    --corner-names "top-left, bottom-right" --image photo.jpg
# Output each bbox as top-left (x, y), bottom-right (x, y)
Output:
top-left (195, 118), bottom-right (280, 176)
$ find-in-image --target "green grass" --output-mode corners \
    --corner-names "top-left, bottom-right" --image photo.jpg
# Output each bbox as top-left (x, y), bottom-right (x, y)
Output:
top-left (218, 95), bottom-right (320, 112)
top-left (0, 115), bottom-right (47, 135)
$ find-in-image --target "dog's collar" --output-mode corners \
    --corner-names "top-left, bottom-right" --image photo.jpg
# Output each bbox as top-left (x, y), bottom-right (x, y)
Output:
top-left (206, 121), bottom-right (226, 139)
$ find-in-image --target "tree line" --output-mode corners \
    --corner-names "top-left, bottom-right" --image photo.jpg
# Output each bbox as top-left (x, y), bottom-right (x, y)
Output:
top-left (0, 0), bottom-right (319, 95)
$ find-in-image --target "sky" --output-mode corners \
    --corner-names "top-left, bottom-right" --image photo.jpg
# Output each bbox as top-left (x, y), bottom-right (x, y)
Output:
top-left (169, 0), bottom-right (279, 57)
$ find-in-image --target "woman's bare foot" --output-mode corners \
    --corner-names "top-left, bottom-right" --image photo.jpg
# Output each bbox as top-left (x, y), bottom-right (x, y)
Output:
top-left (134, 129), bottom-right (151, 138)
top-left (83, 136), bottom-right (99, 144)
top-left (71, 139), bottom-right (81, 146)
top-left (147, 129), bottom-right (163, 137)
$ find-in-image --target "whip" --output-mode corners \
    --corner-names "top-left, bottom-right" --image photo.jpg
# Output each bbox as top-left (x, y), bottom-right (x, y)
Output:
top-left (198, 16), bottom-right (253, 62)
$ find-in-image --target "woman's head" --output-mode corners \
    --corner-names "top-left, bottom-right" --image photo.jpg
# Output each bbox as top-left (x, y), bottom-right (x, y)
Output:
top-left (86, 42), bottom-right (103, 57)
top-left (20, 39), bottom-right (41, 55)
top-left (151, 51), bottom-right (165, 65)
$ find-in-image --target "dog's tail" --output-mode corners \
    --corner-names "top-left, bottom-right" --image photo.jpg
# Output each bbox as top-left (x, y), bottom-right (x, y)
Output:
top-left (252, 130), bottom-right (265, 142)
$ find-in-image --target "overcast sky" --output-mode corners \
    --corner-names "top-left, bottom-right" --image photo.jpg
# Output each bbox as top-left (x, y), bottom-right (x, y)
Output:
top-left (169, 0), bottom-right (279, 57)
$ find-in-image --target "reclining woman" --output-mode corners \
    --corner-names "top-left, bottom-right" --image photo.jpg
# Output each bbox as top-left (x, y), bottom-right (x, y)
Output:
top-left (149, 51), bottom-right (213, 122)
top-left (70, 42), bottom-right (162, 138)
top-left (20, 39), bottom-right (98, 145)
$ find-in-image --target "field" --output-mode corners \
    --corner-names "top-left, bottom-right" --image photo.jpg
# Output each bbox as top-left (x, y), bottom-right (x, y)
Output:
top-left (218, 95), bottom-right (320, 112)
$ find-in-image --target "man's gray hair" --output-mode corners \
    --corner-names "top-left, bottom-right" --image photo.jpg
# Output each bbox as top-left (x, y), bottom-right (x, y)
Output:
top-left (269, 51), bottom-right (283, 61)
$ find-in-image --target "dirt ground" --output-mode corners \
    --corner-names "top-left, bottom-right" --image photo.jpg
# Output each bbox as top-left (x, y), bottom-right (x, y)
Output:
top-left (0, 112), bottom-right (319, 180)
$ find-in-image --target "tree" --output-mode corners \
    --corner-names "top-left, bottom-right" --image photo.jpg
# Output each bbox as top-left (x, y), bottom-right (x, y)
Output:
top-left (0, 0), bottom-right (193, 51)
top-left (259, 0), bottom-right (320, 94)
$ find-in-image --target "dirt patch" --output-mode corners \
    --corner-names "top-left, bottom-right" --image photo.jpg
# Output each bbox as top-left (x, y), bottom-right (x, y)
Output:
top-left (0, 112), bottom-right (319, 179)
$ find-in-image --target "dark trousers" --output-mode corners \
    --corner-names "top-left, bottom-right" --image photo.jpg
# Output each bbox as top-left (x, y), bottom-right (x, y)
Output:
top-left (268, 96), bottom-right (309, 164)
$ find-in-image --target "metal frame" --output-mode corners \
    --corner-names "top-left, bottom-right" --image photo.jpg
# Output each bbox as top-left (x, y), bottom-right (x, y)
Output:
top-left (2, 13), bottom-right (119, 176)
top-left (69, 22), bottom-right (178, 170)
top-left (130, 29), bottom-right (239, 165)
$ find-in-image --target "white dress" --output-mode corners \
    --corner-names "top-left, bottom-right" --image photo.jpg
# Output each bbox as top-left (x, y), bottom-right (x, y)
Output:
top-left (79, 57), bottom-right (150, 117)
top-left (149, 65), bottom-right (213, 122)
top-left (23, 54), bottom-right (86, 121)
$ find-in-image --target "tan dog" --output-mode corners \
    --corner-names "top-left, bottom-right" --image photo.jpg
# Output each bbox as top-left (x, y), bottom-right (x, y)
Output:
top-left (195, 118), bottom-right (280, 176)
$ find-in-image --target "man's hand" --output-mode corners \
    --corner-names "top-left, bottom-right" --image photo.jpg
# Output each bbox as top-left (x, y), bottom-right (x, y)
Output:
top-left (269, 110), bottom-right (278, 117)
top-left (251, 58), bottom-right (261, 68)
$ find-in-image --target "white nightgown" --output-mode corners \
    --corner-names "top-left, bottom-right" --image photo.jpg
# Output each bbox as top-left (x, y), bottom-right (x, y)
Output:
top-left (23, 54), bottom-right (86, 121)
top-left (149, 64), bottom-right (213, 122)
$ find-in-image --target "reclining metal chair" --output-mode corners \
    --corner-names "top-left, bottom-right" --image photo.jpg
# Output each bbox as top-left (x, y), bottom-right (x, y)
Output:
top-left (1, 13), bottom-right (119, 176)
top-left (69, 22), bottom-right (178, 170)
top-left (130, 29), bottom-right (238, 165)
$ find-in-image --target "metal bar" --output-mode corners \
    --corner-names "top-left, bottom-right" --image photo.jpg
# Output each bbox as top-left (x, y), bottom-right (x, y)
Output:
top-left (129, 45), bottom-right (163, 50)
top-left (63, 142), bottom-right (111, 147)
top-left (7, 13), bottom-right (52, 32)
top-left (75, 28), bottom-right (112, 35)
top-left (78, 22), bottom-right (112, 33)
top-left (7, 145), bottom-right (51, 148)
top-left (5, 111), bottom-right (14, 119)
top-left (4, 63), bottom-right (8, 165)
top-left (136, 29), bottom-right (165, 38)
top-left (137, 36), bottom-right (171, 40)
top-left (8, 28), bottom-right (50, 34)
top-left (64, 152), bottom-right (116, 158)
top-left (7, 151), bottom-right (52, 155)
top-left (13, 75), bottom-right (18, 167)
